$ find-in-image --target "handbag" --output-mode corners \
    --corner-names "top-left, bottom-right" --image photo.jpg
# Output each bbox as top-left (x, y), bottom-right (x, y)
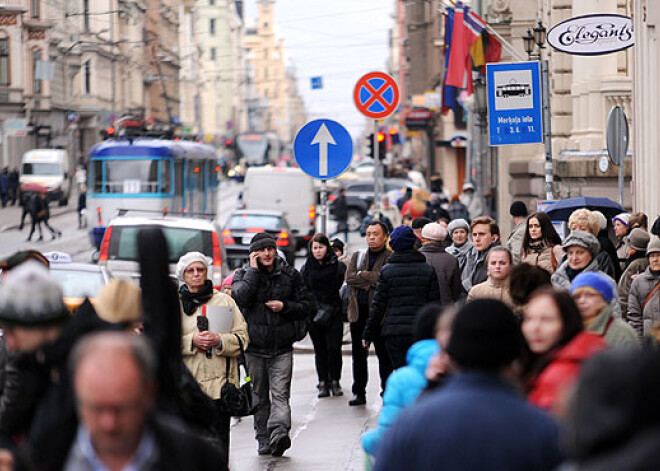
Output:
top-left (219, 334), bottom-right (260, 417)
top-left (313, 302), bottom-right (336, 326)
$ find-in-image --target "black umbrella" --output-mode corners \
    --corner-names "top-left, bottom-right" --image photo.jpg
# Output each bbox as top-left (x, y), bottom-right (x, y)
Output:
top-left (545, 196), bottom-right (625, 221)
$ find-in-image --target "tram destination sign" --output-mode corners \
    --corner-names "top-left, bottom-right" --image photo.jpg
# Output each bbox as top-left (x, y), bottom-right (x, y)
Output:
top-left (547, 14), bottom-right (634, 56)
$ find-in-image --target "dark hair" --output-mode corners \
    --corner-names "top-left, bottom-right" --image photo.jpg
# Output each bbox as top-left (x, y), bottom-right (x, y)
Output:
top-left (520, 288), bottom-right (584, 383)
top-left (509, 264), bottom-right (552, 306)
top-left (630, 212), bottom-right (649, 231)
top-left (470, 216), bottom-right (500, 237)
top-left (411, 217), bottom-right (432, 230)
top-left (521, 212), bottom-right (562, 255)
top-left (413, 302), bottom-right (444, 341)
top-left (308, 233), bottom-right (334, 263)
top-left (367, 220), bottom-right (390, 236)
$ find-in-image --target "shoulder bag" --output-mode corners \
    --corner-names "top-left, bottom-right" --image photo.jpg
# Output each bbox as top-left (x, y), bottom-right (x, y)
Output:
top-left (643, 281), bottom-right (660, 311)
top-left (219, 334), bottom-right (260, 417)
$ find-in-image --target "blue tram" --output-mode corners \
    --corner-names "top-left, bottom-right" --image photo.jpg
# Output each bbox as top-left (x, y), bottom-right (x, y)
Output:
top-left (87, 138), bottom-right (220, 227)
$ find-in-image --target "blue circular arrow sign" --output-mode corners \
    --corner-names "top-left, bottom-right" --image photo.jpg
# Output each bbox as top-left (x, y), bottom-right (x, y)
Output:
top-left (293, 119), bottom-right (353, 179)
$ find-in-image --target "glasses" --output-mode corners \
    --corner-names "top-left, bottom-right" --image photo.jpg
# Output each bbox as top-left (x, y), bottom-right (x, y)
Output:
top-left (185, 267), bottom-right (207, 275)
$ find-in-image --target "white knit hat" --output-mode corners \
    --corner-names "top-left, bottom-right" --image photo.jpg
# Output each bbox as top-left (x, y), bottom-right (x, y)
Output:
top-left (592, 211), bottom-right (607, 232)
top-left (176, 252), bottom-right (210, 281)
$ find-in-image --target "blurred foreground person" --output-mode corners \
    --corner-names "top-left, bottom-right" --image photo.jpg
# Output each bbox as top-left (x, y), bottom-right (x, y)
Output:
top-left (64, 332), bottom-right (224, 470)
top-left (374, 300), bottom-right (562, 471)
top-left (521, 289), bottom-right (606, 414)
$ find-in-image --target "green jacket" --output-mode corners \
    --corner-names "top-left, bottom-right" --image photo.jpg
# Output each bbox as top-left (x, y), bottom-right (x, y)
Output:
top-left (587, 304), bottom-right (639, 349)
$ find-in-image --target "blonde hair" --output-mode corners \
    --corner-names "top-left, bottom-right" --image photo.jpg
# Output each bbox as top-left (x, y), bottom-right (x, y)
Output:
top-left (409, 189), bottom-right (427, 215)
top-left (568, 209), bottom-right (599, 236)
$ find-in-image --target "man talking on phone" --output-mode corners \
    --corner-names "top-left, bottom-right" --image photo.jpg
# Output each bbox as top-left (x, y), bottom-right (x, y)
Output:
top-left (231, 232), bottom-right (314, 457)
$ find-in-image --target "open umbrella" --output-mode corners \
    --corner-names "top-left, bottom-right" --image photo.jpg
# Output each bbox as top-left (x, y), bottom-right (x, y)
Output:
top-left (545, 196), bottom-right (625, 221)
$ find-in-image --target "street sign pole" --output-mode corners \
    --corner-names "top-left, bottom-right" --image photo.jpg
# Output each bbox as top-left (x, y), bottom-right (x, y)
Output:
top-left (606, 105), bottom-right (629, 206)
top-left (618, 150), bottom-right (624, 206)
top-left (541, 60), bottom-right (554, 201)
top-left (320, 179), bottom-right (328, 234)
top-left (373, 120), bottom-right (381, 217)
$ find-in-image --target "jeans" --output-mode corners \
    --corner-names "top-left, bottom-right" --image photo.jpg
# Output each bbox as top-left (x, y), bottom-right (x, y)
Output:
top-left (308, 313), bottom-right (343, 383)
top-left (350, 303), bottom-right (392, 396)
top-left (384, 335), bottom-right (415, 370)
top-left (245, 351), bottom-right (293, 446)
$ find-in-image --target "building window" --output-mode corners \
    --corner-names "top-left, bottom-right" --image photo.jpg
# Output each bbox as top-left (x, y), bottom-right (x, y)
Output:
top-left (209, 0), bottom-right (215, 4)
top-left (31, 0), bottom-right (39, 18)
top-left (0, 38), bottom-right (9, 86)
top-left (210, 19), bottom-right (215, 35)
top-left (84, 60), bottom-right (91, 94)
top-left (210, 47), bottom-right (216, 61)
top-left (32, 50), bottom-right (41, 94)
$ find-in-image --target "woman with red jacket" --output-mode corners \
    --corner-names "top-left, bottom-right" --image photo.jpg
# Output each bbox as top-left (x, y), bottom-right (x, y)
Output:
top-left (521, 288), bottom-right (607, 414)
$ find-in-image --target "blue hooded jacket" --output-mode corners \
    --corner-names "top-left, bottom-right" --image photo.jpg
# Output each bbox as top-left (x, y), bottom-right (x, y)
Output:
top-left (362, 339), bottom-right (439, 456)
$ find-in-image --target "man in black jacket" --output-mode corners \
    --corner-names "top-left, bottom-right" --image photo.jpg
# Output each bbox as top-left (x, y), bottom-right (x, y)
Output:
top-left (232, 233), bottom-right (314, 457)
top-left (363, 225), bottom-right (440, 369)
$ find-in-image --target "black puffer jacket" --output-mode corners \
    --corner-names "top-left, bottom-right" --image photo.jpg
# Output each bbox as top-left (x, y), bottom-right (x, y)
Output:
top-left (363, 249), bottom-right (440, 341)
top-left (232, 258), bottom-right (314, 356)
top-left (300, 253), bottom-right (346, 320)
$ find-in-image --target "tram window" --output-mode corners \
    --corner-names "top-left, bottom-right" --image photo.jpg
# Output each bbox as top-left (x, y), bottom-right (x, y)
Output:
top-left (160, 160), bottom-right (171, 193)
top-left (92, 160), bottom-right (103, 193)
top-left (103, 160), bottom-right (161, 194)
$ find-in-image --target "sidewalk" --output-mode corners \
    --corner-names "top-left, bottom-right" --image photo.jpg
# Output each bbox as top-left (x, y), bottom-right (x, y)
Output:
top-left (0, 195), bottom-right (77, 233)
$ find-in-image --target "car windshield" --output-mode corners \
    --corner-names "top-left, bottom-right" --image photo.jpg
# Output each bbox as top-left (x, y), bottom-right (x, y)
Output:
top-left (22, 163), bottom-right (60, 175)
top-left (51, 268), bottom-right (105, 298)
top-left (228, 214), bottom-right (282, 231)
top-left (108, 225), bottom-right (213, 263)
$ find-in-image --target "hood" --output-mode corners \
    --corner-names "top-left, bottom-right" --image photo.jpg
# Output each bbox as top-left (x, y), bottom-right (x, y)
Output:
top-left (405, 339), bottom-right (440, 375)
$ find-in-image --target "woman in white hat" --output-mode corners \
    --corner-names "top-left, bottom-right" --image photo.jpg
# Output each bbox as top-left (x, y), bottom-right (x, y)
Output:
top-left (176, 251), bottom-right (248, 465)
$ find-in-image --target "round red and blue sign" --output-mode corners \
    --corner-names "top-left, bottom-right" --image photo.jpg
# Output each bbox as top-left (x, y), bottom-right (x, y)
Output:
top-left (353, 72), bottom-right (399, 119)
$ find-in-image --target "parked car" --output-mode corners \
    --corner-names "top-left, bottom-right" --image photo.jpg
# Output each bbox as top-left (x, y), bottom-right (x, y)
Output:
top-left (97, 215), bottom-right (224, 286)
top-left (45, 252), bottom-right (112, 313)
top-left (221, 210), bottom-right (297, 269)
top-left (329, 178), bottom-right (419, 231)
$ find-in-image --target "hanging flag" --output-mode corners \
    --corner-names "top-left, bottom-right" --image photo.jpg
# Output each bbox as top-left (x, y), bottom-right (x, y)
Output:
top-left (484, 30), bottom-right (502, 65)
top-left (463, 6), bottom-right (486, 94)
top-left (445, 2), bottom-right (467, 88)
top-left (471, 33), bottom-right (486, 70)
top-left (441, 6), bottom-right (457, 115)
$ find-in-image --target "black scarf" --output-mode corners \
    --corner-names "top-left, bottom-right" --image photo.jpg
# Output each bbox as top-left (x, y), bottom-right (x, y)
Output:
top-left (528, 238), bottom-right (546, 254)
top-left (566, 265), bottom-right (586, 282)
top-left (179, 280), bottom-right (214, 316)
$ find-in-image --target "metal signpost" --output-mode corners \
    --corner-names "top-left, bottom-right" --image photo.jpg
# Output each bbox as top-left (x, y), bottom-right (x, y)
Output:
top-left (293, 119), bottom-right (353, 234)
top-left (486, 61), bottom-right (551, 199)
top-left (353, 72), bottom-right (399, 216)
top-left (606, 105), bottom-right (629, 206)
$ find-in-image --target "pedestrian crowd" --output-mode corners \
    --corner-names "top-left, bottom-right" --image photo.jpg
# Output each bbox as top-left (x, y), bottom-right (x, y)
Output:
top-left (1, 180), bottom-right (660, 471)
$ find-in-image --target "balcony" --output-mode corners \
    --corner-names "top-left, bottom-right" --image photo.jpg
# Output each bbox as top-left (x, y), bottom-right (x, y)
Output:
top-left (0, 1), bottom-right (26, 13)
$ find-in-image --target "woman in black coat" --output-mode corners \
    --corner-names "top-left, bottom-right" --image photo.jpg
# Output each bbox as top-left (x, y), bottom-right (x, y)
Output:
top-left (301, 233), bottom-right (347, 398)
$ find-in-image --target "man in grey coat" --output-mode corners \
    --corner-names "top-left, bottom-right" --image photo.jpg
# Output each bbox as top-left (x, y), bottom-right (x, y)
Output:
top-left (506, 201), bottom-right (528, 265)
top-left (628, 236), bottom-right (660, 337)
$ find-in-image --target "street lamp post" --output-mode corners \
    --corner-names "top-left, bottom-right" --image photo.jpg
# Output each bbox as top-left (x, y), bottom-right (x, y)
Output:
top-left (524, 23), bottom-right (554, 201)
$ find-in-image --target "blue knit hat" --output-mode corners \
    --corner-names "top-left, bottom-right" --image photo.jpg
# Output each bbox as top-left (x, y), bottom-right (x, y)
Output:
top-left (570, 271), bottom-right (615, 303)
top-left (389, 225), bottom-right (417, 251)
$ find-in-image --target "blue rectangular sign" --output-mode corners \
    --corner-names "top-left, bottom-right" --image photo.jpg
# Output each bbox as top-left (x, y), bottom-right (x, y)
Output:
top-left (486, 61), bottom-right (543, 146)
top-left (311, 76), bottom-right (323, 90)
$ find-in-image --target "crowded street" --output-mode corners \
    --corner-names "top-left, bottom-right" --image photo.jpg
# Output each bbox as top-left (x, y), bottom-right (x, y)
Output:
top-left (2, 0), bottom-right (660, 470)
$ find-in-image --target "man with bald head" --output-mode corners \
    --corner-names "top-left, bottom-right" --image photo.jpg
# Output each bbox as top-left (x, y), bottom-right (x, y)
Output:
top-left (64, 332), bottom-right (224, 470)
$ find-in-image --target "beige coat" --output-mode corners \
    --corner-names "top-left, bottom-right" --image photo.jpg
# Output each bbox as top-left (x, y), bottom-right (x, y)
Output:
top-left (467, 278), bottom-right (514, 309)
top-left (181, 290), bottom-right (249, 400)
top-left (520, 244), bottom-right (565, 274)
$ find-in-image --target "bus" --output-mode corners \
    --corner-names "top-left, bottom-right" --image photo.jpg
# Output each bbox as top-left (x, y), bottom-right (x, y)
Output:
top-left (87, 138), bottom-right (220, 228)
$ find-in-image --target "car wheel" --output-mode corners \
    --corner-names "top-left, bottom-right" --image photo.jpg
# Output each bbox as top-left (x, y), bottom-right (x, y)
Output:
top-left (347, 208), bottom-right (362, 232)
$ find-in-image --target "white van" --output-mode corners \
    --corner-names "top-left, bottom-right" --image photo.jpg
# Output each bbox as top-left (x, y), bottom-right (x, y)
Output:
top-left (20, 149), bottom-right (71, 205)
top-left (242, 167), bottom-right (316, 249)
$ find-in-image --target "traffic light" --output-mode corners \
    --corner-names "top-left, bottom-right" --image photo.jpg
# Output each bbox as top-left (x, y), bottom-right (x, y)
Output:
top-left (388, 127), bottom-right (401, 145)
top-left (377, 132), bottom-right (387, 160)
top-left (366, 133), bottom-right (375, 159)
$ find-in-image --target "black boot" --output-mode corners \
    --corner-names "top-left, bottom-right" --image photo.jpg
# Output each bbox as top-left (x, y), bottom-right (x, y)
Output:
top-left (317, 381), bottom-right (330, 398)
top-left (348, 394), bottom-right (366, 406)
top-left (331, 380), bottom-right (343, 397)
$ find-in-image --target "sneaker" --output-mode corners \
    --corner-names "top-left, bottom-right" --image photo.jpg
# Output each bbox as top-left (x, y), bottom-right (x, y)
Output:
top-left (331, 381), bottom-right (343, 397)
top-left (271, 435), bottom-right (291, 457)
top-left (257, 441), bottom-right (271, 455)
top-left (348, 394), bottom-right (366, 406)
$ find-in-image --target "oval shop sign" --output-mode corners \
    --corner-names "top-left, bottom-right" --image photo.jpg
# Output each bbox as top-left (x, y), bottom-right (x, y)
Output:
top-left (547, 14), bottom-right (634, 56)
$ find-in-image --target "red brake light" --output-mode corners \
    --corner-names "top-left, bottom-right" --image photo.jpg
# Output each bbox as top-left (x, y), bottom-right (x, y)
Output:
top-left (222, 229), bottom-right (235, 245)
top-left (96, 206), bottom-right (103, 226)
top-left (212, 231), bottom-right (222, 267)
top-left (98, 226), bottom-right (113, 262)
top-left (276, 231), bottom-right (290, 247)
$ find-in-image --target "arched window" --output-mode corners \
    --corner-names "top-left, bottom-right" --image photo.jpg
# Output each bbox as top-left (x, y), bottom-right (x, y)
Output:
top-left (0, 32), bottom-right (9, 86)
